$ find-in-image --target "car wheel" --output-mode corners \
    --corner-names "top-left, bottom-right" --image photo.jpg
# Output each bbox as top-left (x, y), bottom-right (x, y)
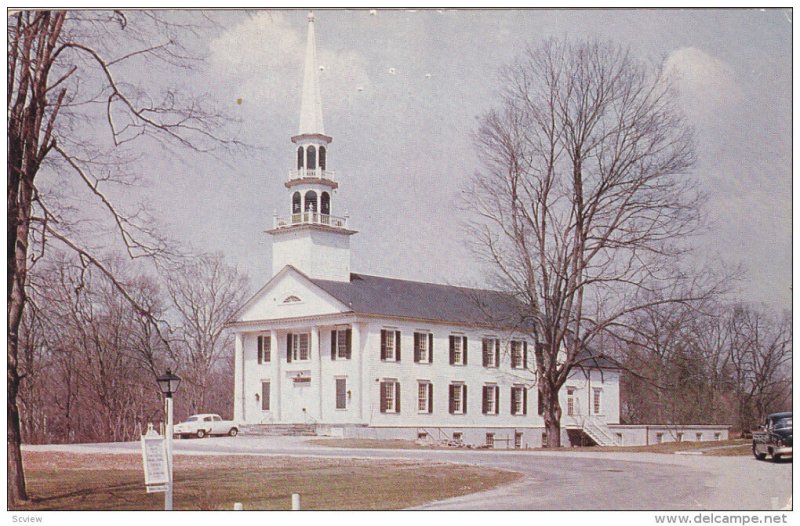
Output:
top-left (228, 427), bottom-right (239, 437)
top-left (772, 453), bottom-right (782, 462)
top-left (196, 429), bottom-right (206, 439)
top-left (753, 443), bottom-right (767, 460)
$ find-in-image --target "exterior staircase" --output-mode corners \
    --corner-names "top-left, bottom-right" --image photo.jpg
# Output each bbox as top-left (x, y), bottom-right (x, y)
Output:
top-left (240, 424), bottom-right (317, 437)
top-left (582, 417), bottom-right (620, 447)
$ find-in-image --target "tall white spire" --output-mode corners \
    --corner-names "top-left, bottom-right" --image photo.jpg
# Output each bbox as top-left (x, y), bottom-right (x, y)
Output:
top-left (298, 11), bottom-right (325, 136)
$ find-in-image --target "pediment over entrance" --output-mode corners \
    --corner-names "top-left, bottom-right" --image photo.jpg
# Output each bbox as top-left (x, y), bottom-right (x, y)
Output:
top-left (234, 265), bottom-right (351, 323)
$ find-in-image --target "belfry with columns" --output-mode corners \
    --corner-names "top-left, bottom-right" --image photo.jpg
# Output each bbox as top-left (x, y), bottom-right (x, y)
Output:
top-left (267, 12), bottom-right (356, 283)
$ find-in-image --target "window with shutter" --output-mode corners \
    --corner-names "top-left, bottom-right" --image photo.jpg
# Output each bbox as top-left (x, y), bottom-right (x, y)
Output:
top-left (449, 383), bottom-right (466, 414)
top-left (511, 386), bottom-right (526, 415)
top-left (483, 384), bottom-right (498, 415)
top-left (380, 380), bottom-right (399, 413)
top-left (336, 330), bottom-right (349, 359)
top-left (414, 332), bottom-right (430, 363)
top-left (511, 341), bottom-right (525, 369)
top-left (482, 338), bottom-right (499, 368)
top-left (289, 333), bottom-right (310, 362)
top-left (262, 336), bottom-right (271, 362)
top-left (417, 381), bottom-right (431, 413)
top-left (381, 330), bottom-right (398, 361)
top-left (450, 335), bottom-right (466, 365)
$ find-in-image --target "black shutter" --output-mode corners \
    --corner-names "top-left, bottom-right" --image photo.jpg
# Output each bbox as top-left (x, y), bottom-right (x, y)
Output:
top-left (414, 333), bottom-right (420, 363)
top-left (523, 388), bottom-right (528, 415)
top-left (523, 341), bottom-right (528, 369)
top-left (482, 340), bottom-right (488, 367)
top-left (428, 383), bottom-right (433, 413)
top-left (395, 331), bottom-right (401, 362)
top-left (510, 387), bottom-right (516, 415)
top-left (345, 329), bottom-right (352, 359)
top-left (429, 333), bottom-right (434, 363)
top-left (495, 386), bottom-right (500, 415)
top-left (462, 336), bottom-right (468, 365)
top-left (495, 340), bottom-right (500, 367)
top-left (380, 330), bottom-right (387, 360)
top-left (537, 387), bottom-right (544, 416)
top-left (257, 336), bottom-right (263, 364)
top-left (331, 330), bottom-right (337, 360)
top-left (286, 333), bottom-right (292, 363)
top-left (463, 384), bottom-right (467, 414)
top-left (265, 336), bottom-right (271, 362)
top-left (449, 336), bottom-right (455, 365)
top-left (449, 385), bottom-right (455, 414)
top-left (482, 386), bottom-right (488, 414)
top-left (379, 381), bottom-right (387, 413)
top-left (395, 382), bottom-right (401, 413)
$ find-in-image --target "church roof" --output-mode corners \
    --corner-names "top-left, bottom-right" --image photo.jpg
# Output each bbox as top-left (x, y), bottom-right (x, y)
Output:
top-left (310, 272), bottom-right (529, 329)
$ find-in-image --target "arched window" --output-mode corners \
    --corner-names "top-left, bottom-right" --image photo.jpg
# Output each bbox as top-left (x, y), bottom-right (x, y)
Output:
top-left (321, 192), bottom-right (330, 215)
top-left (306, 145), bottom-right (316, 170)
top-left (305, 190), bottom-right (317, 212)
top-left (319, 146), bottom-right (327, 170)
top-left (296, 147), bottom-right (304, 169)
top-left (292, 192), bottom-right (301, 214)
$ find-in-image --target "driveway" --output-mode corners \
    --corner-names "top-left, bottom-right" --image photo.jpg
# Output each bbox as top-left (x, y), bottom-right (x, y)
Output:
top-left (25, 436), bottom-right (791, 510)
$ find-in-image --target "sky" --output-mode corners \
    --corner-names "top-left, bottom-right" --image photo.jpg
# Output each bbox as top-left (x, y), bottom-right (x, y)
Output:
top-left (121, 8), bottom-right (791, 309)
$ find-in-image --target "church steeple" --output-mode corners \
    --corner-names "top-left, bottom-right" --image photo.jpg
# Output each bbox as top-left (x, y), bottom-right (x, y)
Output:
top-left (298, 11), bottom-right (325, 136)
top-left (267, 11), bottom-right (356, 283)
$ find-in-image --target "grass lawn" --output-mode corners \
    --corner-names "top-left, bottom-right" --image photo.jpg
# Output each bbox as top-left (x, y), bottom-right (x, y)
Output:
top-left (13, 451), bottom-right (521, 511)
top-left (310, 438), bottom-right (753, 456)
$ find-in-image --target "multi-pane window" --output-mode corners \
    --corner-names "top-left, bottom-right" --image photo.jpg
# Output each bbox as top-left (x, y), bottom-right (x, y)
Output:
top-left (381, 329), bottom-right (401, 362)
top-left (448, 383), bottom-right (467, 414)
top-left (331, 328), bottom-right (351, 360)
top-left (261, 381), bottom-right (270, 411)
top-left (417, 381), bottom-right (433, 414)
top-left (511, 340), bottom-right (527, 369)
top-left (380, 380), bottom-right (400, 413)
top-left (511, 385), bottom-right (528, 416)
top-left (482, 384), bottom-right (500, 415)
top-left (286, 333), bottom-right (310, 362)
top-left (414, 332), bottom-right (433, 363)
top-left (485, 433), bottom-right (495, 448)
top-left (567, 387), bottom-right (576, 416)
top-left (514, 432), bottom-right (523, 449)
top-left (449, 335), bottom-right (468, 365)
top-left (335, 378), bottom-right (347, 409)
top-left (592, 388), bottom-right (602, 415)
top-left (257, 335), bottom-right (271, 364)
top-left (482, 338), bottom-right (499, 368)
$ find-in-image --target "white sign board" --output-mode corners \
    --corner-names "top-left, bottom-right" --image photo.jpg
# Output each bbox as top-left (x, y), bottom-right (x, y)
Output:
top-left (141, 428), bottom-right (169, 486)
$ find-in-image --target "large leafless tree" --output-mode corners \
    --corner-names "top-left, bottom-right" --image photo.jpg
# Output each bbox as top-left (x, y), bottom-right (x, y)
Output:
top-left (8, 10), bottom-right (234, 505)
top-left (466, 39), bottom-right (712, 447)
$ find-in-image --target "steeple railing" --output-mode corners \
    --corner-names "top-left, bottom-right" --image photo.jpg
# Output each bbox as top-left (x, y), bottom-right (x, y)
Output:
top-left (273, 212), bottom-right (349, 230)
top-left (287, 168), bottom-right (336, 183)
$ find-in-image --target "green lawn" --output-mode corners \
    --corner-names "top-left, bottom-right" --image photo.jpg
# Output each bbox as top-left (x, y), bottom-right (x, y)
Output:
top-left (14, 451), bottom-right (521, 511)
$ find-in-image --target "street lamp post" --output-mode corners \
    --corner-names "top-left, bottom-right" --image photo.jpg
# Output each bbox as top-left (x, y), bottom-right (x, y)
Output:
top-left (156, 369), bottom-right (181, 511)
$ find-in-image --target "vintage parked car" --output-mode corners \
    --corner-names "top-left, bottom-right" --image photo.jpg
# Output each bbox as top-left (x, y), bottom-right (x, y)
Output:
top-left (174, 414), bottom-right (238, 439)
top-left (752, 412), bottom-right (792, 461)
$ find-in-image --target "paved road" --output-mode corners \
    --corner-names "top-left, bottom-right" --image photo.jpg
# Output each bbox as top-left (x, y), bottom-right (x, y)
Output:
top-left (26, 436), bottom-right (792, 510)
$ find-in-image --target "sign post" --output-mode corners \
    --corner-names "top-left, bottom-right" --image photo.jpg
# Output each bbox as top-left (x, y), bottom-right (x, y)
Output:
top-left (141, 424), bottom-right (168, 495)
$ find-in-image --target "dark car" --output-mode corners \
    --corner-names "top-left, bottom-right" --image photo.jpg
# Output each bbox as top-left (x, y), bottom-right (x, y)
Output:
top-left (752, 412), bottom-right (792, 461)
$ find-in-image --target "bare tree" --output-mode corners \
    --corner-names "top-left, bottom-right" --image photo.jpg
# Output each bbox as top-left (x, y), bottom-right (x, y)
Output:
top-left (165, 253), bottom-right (249, 416)
top-left (466, 38), bottom-right (713, 447)
top-left (8, 10), bottom-right (235, 505)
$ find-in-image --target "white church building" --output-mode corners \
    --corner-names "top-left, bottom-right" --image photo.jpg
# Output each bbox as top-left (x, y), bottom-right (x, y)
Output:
top-left (227, 13), bottom-right (728, 448)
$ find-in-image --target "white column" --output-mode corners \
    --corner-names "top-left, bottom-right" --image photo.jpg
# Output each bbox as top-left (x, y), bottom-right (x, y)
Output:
top-left (351, 323), bottom-right (363, 420)
top-left (271, 329), bottom-right (280, 423)
top-left (359, 324), bottom-right (370, 421)
top-left (233, 332), bottom-right (244, 422)
top-left (312, 326), bottom-right (322, 421)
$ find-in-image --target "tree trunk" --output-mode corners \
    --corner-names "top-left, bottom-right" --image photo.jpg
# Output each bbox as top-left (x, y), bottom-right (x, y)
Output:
top-left (542, 387), bottom-right (563, 448)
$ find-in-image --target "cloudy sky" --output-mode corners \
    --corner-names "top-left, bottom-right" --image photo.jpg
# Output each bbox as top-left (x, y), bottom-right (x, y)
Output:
top-left (135, 9), bottom-right (791, 308)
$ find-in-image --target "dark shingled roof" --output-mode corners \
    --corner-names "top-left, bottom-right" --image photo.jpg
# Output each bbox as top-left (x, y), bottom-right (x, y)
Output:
top-left (310, 272), bottom-right (528, 329)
